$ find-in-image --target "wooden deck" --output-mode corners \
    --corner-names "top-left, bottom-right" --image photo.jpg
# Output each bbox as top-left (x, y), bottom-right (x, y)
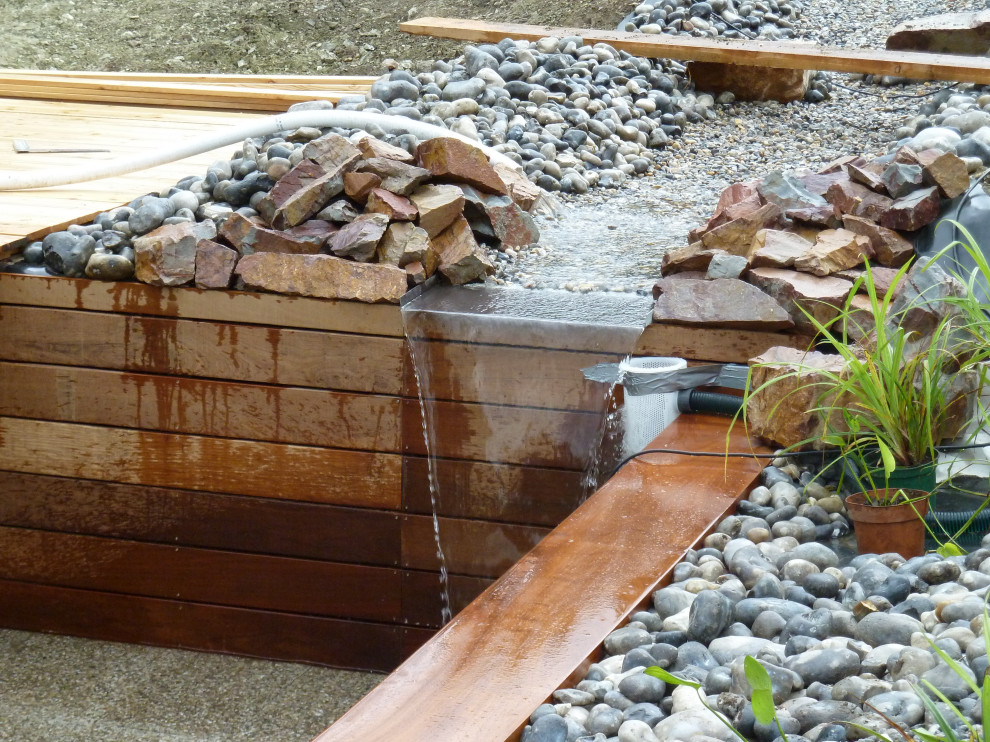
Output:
top-left (0, 98), bottom-right (271, 249)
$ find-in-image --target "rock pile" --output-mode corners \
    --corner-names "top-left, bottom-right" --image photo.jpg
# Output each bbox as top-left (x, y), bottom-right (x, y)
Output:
top-left (351, 36), bottom-right (714, 193)
top-left (521, 458), bottom-right (990, 742)
top-left (620, 0), bottom-right (804, 41)
top-left (653, 145), bottom-right (970, 334)
top-left (892, 85), bottom-right (990, 173)
top-left (9, 131), bottom-right (543, 303)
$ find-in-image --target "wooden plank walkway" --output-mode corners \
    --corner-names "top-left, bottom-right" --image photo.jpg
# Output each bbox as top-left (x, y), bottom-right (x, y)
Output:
top-left (0, 98), bottom-right (267, 248)
top-left (401, 17), bottom-right (990, 83)
top-left (314, 413), bottom-right (767, 742)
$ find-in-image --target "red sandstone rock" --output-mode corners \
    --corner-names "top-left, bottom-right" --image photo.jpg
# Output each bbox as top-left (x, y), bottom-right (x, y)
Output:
top-left (700, 203), bottom-right (785, 256)
top-left (235, 252), bottom-right (408, 303)
top-left (494, 162), bottom-right (544, 212)
top-left (786, 204), bottom-right (841, 228)
top-left (301, 133), bottom-right (362, 172)
top-left (750, 229), bottom-right (816, 269)
top-left (432, 215), bottom-right (495, 285)
top-left (841, 215), bottom-right (915, 267)
top-left (794, 228), bottom-right (874, 276)
top-left (415, 137), bottom-right (508, 195)
top-left (746, 266), bottom-right (854, 334)
top-left (915, 149), bottom-right (970, 199)
top-left (880, 162), bottom-right (926, 198)
top-left (355, 158), bottom-right (431, 196)
top-left (194, 239), bottom-right (238, 290)
top-left (378, 222), bottom-right (436, 273)
top-left (409, 184), bottom-right (465, 237)
top-left (652, 277), bottom-right (794, 330)
top-left (366, 188), bottom-right (418, 221)
top-left (685, 62), bottom-right (811, 102)
top-left (343, 171), bottom-right (382, 204)
top-left (660, 243), bottom-right (721, 276)
top-left (256, 159), bottom-right (345, 229)
top-left (887, 10), bottom-right (990, 56)
top-left (689, 181), bottom-right (763, 241)
top-left (459, 185), bottom-right (540, 248)
top-left (405, 261), bottom-right (427, 286)
top-left (746, 345), bottom-right (849, 449)
top-left (819, 155), bottom-right (866, 174)
top-left (327, 213), bottom-right (389, 262)
top-left (134, 220), bottom-right (216, 287)
top-left (824, 178), bottom-right (894, 221)
top-left (220, 212), bottom-right (327, 255)
top-left (798, 171), bottom-right (849, 197)
top-left (879, 186), bottom-right (941, 231)
top-left (847, 163), bottom-right (888, 194)
top-left (356, 135), bottom-right (415, 163)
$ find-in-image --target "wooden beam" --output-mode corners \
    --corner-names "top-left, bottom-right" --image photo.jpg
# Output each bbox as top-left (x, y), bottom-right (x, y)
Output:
top-left (314, 413), bottom-right (767, 742)
top-left (400, 17), bottom-right (990, 83)
top-left (1, 69), bottom-right (378, 87)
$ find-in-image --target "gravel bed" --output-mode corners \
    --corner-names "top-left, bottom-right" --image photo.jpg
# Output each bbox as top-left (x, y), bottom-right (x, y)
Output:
top-left (521, 456), bottom-right (990, 742)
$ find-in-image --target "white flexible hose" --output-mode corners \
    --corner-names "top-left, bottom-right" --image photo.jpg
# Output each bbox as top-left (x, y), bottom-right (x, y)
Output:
top-left (0, 110), bottom-right (519, 191)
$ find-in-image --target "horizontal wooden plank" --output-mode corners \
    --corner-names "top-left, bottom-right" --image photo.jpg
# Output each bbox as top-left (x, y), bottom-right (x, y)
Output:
top-left (2, 69), bottom-right (378, 86)
top-left (402, 457), bottom-right (583, 526)
top-left (0, 361), bottom-right (402, 452)
top-left (635, 321), bottom-right (810, 363)
top-left (0, 578), bottom-right (431, 671)
top-left (0, 274), bottom-right (405, 335)
top-left (401, 397), bottom-right (599, 469)
top-left (0, 471), bottom-right (403, 566)
top-left (401, 514), bottom-right (550, 579)
top-left (401, 571), bottom-right (493, 628)
top-left (316, 413), bottom-right (767, 740)
top-left (400, 17), bottom-right (990, 83)
top-left (0, 305), bottom-right (406, 394)
top-left (0, 417), bottom-right (402, 508)
top-left (0, 526), bottom-right (401, 621)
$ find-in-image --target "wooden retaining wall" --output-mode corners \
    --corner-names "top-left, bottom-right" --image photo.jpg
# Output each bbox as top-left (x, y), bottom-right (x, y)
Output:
top-left (0, 273), bottom-right (646, 671)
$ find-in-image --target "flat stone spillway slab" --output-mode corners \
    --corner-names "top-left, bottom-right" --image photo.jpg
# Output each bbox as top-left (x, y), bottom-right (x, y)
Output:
top-left (313, 413), bottom-right (767, 742)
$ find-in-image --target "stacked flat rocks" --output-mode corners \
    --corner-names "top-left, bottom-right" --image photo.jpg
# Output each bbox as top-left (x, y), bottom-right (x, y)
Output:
top-left (521, 459), bottom-right (990, 742)
top-left (892, 84), bottom-right (990, 173)
top-left (7, 130), bottom-right (543, 303)
top-left (652, 144), bottom-right (970, 334)
top-left (351, 37), bottom-right (713, 194)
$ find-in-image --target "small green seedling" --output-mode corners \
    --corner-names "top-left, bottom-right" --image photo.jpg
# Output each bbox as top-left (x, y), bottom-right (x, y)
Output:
top-left (646, 656), bottom-right (786, 742)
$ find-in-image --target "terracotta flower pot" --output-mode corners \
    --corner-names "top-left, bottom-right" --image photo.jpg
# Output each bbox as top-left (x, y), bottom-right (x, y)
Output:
top-left (845, 489), bottom-right (930, 559)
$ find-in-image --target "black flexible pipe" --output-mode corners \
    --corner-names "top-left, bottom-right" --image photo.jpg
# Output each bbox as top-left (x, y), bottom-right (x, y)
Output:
top-left (676, 389), bottom-right (743, 416)
top-left (926, 508), bottom-right (990, 539)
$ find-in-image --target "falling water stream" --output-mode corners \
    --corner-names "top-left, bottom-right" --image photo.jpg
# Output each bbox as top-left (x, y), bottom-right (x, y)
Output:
top-left (401, 283), bottom-right (652, 624)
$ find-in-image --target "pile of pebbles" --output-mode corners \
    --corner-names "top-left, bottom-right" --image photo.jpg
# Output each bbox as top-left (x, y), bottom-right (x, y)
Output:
top-left (891, 84), bottom-right (990, 172)
top-left (351, 36), bottom-right (714, 194)
top-left (619, 0), bottom-right (804, 41)
top-left (521, 457), bottom-right (990, 742)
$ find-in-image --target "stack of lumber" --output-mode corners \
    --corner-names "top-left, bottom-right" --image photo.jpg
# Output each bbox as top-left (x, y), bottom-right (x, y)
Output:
top-left (0, 69), bottom-right (377, 111)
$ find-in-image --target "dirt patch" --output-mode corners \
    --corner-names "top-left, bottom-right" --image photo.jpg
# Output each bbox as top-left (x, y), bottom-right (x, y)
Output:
top-left (1, 0), bottom-right (632, 75)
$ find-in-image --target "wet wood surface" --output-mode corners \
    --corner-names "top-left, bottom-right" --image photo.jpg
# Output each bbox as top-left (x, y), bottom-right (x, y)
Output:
top-left (0, 274), bottom-right (405, 335)
top-left (314, 413), bottom-right (768, 742)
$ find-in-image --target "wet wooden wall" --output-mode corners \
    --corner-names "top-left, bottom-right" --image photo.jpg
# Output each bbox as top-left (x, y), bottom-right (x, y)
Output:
top-left (0, 273), bottom-right (626, 670)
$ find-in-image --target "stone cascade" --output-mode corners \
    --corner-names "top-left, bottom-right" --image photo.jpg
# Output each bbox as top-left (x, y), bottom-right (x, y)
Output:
top-left (652, 145), bottom-right (969, 334)
top-left (9, 131), bottom-right (544, 303)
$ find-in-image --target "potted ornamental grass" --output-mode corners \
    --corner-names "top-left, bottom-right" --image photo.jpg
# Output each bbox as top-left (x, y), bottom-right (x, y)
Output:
top-left (740, 256), bottom-right (986, 558)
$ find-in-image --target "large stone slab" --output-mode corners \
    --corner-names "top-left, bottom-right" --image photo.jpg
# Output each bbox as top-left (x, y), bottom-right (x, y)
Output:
top-left (700, 203), bottom-right (785, 256)
top-left (746, 267), bottom-right (853, 334)
top-left (825, 178), bottom-right (894, 221)
top-left (879, 186), bottom-right (941, 231)
top-left (887, 10), bottom-right (990, 56)
top-left (750, 229), bottom-right (816, 269)
top-left (652, 277), bottom-right (794, 330)
top-left (409, 184), bottom-right (466, 237)
top-left (746, 346), bottom-right (848, 449)
top-left (660, 243), bottom-right (722, 276)
top-left (234, 252), bottom-right (407, 303)
top-left (301, 133), bottom-right (362, 172)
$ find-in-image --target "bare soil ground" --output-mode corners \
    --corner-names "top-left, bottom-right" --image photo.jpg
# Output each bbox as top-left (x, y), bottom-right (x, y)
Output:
top-left (0, 0), bottom-right (631, 75)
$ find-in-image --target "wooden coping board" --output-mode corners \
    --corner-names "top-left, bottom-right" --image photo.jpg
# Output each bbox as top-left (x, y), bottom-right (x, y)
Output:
top-left (314, 412), bottom-right (767, 742)
top-left (401, 17), bottom-right (990, 83)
